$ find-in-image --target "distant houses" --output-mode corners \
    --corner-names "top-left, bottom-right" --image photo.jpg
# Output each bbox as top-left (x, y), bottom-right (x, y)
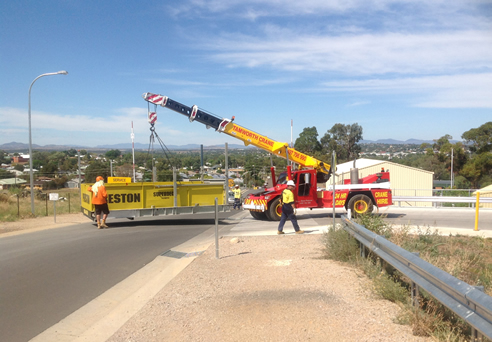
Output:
top-left (0, 178), bottom-right (27, 190)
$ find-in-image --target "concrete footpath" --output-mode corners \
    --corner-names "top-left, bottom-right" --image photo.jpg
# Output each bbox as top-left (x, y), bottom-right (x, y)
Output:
top-left (30, 207), bottom-right (492, 341)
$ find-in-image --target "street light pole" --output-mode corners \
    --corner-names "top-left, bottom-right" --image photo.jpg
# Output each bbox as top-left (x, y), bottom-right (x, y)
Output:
top-left (28, 70), bottom-right (68, 215)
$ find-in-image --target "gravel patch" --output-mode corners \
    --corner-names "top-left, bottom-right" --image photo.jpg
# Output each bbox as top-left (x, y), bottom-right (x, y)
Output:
top-left (109, 234), bottom-right (430, 342)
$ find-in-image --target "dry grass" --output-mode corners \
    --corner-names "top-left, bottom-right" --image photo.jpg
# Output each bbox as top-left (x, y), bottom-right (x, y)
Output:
top-left (0, 189), bottom-right (81, 222)
top-left (322, 214), bottom-right (492, 342)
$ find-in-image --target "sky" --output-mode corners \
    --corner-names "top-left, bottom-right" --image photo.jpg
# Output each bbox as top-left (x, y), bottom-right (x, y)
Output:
top-left (1, 0), bottom-right (491, 149)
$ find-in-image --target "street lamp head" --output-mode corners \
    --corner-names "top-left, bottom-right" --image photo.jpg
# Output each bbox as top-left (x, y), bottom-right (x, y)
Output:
top-left (57, 70), bottom-right (68, 75)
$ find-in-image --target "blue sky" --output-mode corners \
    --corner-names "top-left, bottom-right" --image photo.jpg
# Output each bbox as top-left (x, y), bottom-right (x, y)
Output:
top-left (1, 0), bottom-right (491, 148)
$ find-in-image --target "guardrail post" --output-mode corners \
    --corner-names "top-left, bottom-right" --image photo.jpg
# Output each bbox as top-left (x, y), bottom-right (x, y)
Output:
top-left (471, 286), bottom-right (484, 341)
top-left (411, 252), bottom-right (420, 307)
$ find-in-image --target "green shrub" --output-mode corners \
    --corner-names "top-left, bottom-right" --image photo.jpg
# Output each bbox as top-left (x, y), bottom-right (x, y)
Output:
top-left (322, 215), bottom-right (492, 341)
top-left (321, 227), bottom-right (359, 262)
top-left (356, 213), bottom-right (392, 238)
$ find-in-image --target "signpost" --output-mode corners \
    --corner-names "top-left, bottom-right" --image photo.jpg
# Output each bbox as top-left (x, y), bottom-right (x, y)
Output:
top-left (49, 193), bottom-right (59, 223)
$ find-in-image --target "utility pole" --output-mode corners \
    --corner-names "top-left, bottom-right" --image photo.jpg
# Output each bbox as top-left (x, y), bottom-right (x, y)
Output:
top-left (78, 150), bottom-right (81, 198)
top-left (131, 121), bottom-right (135, 183)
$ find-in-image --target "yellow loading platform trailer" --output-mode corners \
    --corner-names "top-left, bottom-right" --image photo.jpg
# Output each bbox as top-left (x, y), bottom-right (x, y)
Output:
top-left (81, 179), bottom-right (229, 221)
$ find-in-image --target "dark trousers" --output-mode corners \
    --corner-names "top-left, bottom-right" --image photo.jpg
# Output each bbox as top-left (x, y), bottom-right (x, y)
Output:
top-left (278, 204), bottom-right (300, 232)
top-left (233, 198), bottom-right (241, 209)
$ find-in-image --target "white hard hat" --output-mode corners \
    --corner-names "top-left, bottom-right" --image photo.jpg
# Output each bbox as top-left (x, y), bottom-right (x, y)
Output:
top-left (286, 180), bottom-right (295, 186)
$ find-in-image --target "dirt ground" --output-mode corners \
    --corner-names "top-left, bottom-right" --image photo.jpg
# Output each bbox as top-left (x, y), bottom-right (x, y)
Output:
top-left (108, 235), bottom-right (431, 342)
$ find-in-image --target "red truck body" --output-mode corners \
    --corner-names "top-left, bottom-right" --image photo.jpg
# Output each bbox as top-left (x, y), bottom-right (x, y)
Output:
top-left (243, 168), bottom-right (392, 220)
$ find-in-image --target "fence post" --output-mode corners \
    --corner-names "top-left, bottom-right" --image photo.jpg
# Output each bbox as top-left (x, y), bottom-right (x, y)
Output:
top-left (215, 197), bottom-right (219, 259)
top-left (45, 194), bottom-right (48, 216)
top-left (68, 193), bottom-right (70, 213)
top-left (17, 194), bottom-right (20, 217)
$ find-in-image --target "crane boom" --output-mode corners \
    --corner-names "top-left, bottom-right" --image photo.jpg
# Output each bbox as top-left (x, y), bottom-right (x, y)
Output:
top-left (142, 93), bottom-right (331, 181)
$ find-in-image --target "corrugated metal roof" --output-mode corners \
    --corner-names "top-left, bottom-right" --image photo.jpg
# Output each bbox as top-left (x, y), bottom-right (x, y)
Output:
top-left (335, 158), bottom-right (433, 175)
top-left (335, 158), bottom-right (383, 174)
top-left (0, 178), bottom-right (27, 185)
top-left (473, 184), bottom-right (492, 195)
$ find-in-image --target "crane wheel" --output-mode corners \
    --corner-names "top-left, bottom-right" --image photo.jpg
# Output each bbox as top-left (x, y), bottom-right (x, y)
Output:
top-left (347, 194), bottom-right (373, 217)
top-left (266, 197), bottom-right (282, 221)
top-left (250, 210), bottom-right (268, 220)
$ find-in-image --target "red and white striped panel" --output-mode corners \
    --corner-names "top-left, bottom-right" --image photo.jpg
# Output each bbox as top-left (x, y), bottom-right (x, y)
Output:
top-left (142, 93), bottom-right (168, 106)
top-left (148, 112), bottom-right (157, 125)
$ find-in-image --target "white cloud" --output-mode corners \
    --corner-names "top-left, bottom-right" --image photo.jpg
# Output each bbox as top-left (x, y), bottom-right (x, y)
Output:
top-left (319, 73), bottom-right (492, 108)
top-left (347, 101), bottom-right (370, 107)
top-left (206, 30), bottom-right (491, 76)
top-left (175, 0), bottom-right (450, 17)
top-left (173, 0), bottom-right (491, 32)
top-left (0, 107), bottom-right (185, 143)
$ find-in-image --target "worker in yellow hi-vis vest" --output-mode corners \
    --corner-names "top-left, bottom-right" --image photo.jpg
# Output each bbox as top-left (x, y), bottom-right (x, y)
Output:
top-left (232, 185), bottom-right (242, 210)
top-left (277, 180), bottom-right (304, 234)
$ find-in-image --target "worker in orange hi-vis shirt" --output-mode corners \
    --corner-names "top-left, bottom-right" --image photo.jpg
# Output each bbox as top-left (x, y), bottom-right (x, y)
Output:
top-left (88, 176), bottom-right (110, 229)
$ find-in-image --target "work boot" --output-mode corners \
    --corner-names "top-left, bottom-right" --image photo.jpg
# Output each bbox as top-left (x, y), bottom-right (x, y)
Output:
top-left (295, 230), bottom-right (305, 234)
top-left (277, 231), bottom-right (285, 235)
top-left (101, 220), bottom-right (109, 228)
top-left (97, 221), bottom-right (102, 229)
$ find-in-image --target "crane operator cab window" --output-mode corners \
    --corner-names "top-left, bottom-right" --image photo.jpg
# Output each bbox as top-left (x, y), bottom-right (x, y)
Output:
top-left (297, 172), bottom-right (311, 197)
top-left (276, 172), bottom-right (298, 187)
top-left (276, 172), bottom-right (288, 185)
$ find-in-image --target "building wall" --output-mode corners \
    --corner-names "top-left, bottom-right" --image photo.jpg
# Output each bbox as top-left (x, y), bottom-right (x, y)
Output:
top-left (481, 193), bottom-right (492, 209)
top-left (476, 186), bottom-right (492, 209)
top-left (333, 161), bottom-right (434, 207)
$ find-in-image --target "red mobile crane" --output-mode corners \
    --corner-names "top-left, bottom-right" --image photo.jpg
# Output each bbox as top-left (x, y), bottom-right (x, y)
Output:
top-left (143, 93), bottom-right (392, 220)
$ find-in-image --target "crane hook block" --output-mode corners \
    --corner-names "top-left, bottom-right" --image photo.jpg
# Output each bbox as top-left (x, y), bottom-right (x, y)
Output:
top-left (148, 111), bottom-right (157, 125)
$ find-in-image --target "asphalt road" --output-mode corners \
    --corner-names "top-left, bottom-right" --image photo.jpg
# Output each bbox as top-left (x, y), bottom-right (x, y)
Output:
top-left (0, 212), bottom-right (235, 342)
top-left (289, 206), bottom-right (492, 231)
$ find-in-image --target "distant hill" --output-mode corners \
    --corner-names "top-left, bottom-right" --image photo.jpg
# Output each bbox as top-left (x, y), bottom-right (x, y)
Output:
top-left (361, 138), bottom-right (438, 145)
top-left (1, 138), bottom-right (461, 152)
top-left (0, 142), bottom-right (89, 151)
top-left (0, 141), bottom-right (252, 152)
top-left (95, 142), bottom-right (251, 150)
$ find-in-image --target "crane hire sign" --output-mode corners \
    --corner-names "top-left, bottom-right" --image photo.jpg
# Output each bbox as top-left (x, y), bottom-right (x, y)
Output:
top-left (229, 125), bottom-right (274, 148)
top-left (373, 190), bottom-right (390, 205)
top-left (226, 124), bottom-right (287, 154)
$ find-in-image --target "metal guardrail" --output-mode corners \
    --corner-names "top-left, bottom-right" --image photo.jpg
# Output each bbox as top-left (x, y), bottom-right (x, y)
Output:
top-left (393, 196), bottom-right (492, 204)
top-left (341, 215), bottom-right (492, 340)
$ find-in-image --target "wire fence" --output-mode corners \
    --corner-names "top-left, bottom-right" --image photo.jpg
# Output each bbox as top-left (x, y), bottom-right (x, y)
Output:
top-left (0, 189), bottom-right (81, 222)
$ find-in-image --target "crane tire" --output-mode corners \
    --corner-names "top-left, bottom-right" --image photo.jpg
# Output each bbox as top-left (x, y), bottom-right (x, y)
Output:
top-left (347, 194), bottom-right (373, 217)
top-left (266, 197), bottom-right (282, 221)
top-left (250, 210), bottom-right (268, 220)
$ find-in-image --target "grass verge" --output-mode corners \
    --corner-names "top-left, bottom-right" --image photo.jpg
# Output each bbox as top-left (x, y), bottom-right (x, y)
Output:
top-left (322, 214), bottom-right (492, 342)
top-left (0, 189), bottom-right (81, 222)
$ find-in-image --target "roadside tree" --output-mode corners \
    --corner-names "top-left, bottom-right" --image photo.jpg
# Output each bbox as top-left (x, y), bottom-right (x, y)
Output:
top-left (320, 123), bottom-right (363, 163)
top-left (294, 127), bottom-right (322, 156)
